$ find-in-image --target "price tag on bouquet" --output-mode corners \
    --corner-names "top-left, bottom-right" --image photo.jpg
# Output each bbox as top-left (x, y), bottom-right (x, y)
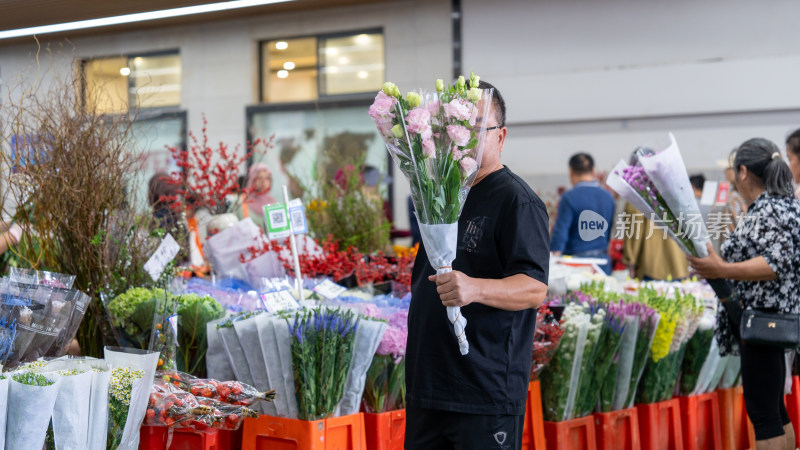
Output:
top-left (260, 289), bottom-right (300, 314)
top-left (144, 233), bottom-right (181, 281)
top-left (265, 203), bottom-right (292, 240)
top-left (313, 279), bottom-right (347, 300)
top-left (288, 199), bottom-right (308, 235)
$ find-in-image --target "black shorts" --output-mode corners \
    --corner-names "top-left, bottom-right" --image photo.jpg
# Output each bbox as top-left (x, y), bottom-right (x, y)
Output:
top-left (740, 342), bottom-right (792, 440)
top-left (405, 405), bottom-right (524, 450)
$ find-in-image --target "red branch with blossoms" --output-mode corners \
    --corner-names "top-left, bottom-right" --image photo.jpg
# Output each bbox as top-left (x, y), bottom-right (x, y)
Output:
top-left (164, 115), bottom-right (274, 214)
top-left (531, 304), bottom-right (565, 381)
top-left (241, 233), bottom-right (416, 288)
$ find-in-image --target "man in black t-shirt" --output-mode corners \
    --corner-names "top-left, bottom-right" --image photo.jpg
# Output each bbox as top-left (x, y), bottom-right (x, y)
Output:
top-left (405, 82), bottom-right (550, 450)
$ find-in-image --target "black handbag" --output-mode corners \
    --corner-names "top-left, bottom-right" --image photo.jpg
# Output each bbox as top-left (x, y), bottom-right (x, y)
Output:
top-left (740, 308), bottom-right (800, 349)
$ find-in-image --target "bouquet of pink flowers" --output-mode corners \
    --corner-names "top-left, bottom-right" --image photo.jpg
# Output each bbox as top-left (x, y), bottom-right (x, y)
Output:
top-left (369, 73), bottom-right (493, 355)
top-left (362, 306), bottom-right (408, 413)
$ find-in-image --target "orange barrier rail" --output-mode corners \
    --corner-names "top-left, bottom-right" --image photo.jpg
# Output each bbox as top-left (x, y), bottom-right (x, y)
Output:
top-left (522, 380), bottom-right (547, 450)
top-left (636, 399), bottom-right (683, 450)
top-left (543, 416), bottom-right (597, 450)
top-left (241, 413), bottom-right (367, 450)
top-left (594, 407), bottom-right (641, 450)
top-left (363, 409), bottom-right (405, 450)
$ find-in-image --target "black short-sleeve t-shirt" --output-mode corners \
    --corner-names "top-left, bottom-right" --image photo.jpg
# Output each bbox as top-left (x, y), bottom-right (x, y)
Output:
top-left (406, 166), bottom-right (550, 416)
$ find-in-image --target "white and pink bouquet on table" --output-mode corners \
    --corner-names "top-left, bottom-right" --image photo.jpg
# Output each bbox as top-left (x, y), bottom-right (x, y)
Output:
top-left (606, 134), bottom-right (710, 257)
top-left (368, 73), bottom-right (493, 355)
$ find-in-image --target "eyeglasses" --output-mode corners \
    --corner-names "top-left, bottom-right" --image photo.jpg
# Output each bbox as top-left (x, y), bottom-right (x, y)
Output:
top-left (485, 125), bottom-right (502, 131)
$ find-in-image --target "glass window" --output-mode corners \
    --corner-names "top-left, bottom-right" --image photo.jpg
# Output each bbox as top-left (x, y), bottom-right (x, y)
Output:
top-left (319, 32), bottom-right (384, 96)
top-left (129, 113), bottom-right (186, 212)
top-left (260, 30), bottom-right (384, 103)
top-left (262, 37), bottom-right (318, 103)
top-left (83, 52), bottom-right (181, 114)
top-left (247, 104), bottom-right (390, 202)
top-left (84, 56), bottom-right (129, 114)
top-left (130, 54), bottom-right (182, 109)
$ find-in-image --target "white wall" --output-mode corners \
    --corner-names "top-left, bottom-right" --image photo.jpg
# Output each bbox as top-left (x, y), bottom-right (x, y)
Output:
top-left (463, 0), bottom-right (800, 194)
top-left (0, 0), bottom-right (453, 229)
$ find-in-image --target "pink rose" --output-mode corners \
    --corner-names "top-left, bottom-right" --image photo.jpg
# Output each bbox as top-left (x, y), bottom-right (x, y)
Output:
top-left (446, 124), bottom-right (471, 147)
top-left (422, 138), bottom-right (436, 158)
top-left (460, 156), bottom-right (478, 176)
top-left (442, 98), bottom-right (471, 121)
top-left (405, 108), bottom-right (431, 135)
top-left (368, 91), bottom-right (396, 119)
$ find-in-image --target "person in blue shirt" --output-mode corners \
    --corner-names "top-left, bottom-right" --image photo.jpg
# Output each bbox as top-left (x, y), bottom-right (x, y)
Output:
top-left (550, 153), bottom-right (616, 274)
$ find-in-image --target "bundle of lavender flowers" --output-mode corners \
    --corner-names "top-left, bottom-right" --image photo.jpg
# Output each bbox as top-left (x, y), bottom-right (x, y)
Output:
top-left (288, 307), bottom-right (358, 420)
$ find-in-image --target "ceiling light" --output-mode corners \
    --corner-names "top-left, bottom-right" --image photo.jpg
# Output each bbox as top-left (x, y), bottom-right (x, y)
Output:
top-left (325, 47), bottom-right (338, 56)
top-left (119, 67), bottom-right (131, 76)
top-left (357, 71), bottom-right (368, 79)
top-left (277, 70), bottom-right (289, 79)
top-left (354, 34), bottom-right (370, 45)
top-left (275, 41), bottom-right (288, 50)
top-left (0, 0), bottom-right (294, 40)
top-left (337, 56), bottom-right (349, 65)
top-left (283, 61), bottom-right (295, 70)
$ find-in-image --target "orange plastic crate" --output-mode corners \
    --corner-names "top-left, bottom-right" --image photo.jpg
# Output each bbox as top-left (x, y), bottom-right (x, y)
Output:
top-left (139, 426), bottom-right (221, 450)
top-left (718, 387), bottom-right (755, 450)
top-left (241, 413), bottom-right (367, 450)
top-left (678, 393), bottom-right (723, 450)
top-left (363, 409), bottom-right (405, 450)
top-left (593, 408), bottom-right (641, 450)
top-left (543, 416), bottom-right (597, 450)
top-left (217, 428), bottom-right (244, 450)
top-left (521, 380), bottom-right (547, 450)
top-left (636, 399), bottom-right (683, 450)
top-left (785, 375), bottom-right (800, 448)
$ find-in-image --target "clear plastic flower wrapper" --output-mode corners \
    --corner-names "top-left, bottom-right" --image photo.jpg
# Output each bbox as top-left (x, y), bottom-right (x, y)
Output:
top-left (369, 74), bottom-right (492, 355)
top-left (144, 380), bottom-right (259, 431)
top-left (717, 355), bottom-right (742, 389)
top-left (6, 371), bottom-right (61, 450)
top-left (49, 291), bottom-right (90, 357)
top-left (530, 304), bottom-right (564, 382)
top-left (606, 134), bottom-right (709, 257)
top-left (678, 310), bottom-right (716, 396)
top-left (636, 291), bottom-right (703, 404)
top-left (361, 305), bottom-right (408, 414)
top-left (104, 347), bottom-right (159, 450)
top-left (149, 291), bottom-right (179, 372)
top-left (540, 303), bottom-right (591, 422)
top-left (568, 297), bottom-right (617, 419)
top-left (0, 275), bottom-right (55, 368)
top-left (159, 370), bottom-right (276, 407)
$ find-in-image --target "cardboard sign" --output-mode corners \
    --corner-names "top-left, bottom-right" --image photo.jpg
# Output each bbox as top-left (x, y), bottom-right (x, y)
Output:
top-left (313, 279), bottom-right (347, 300)
top-left (260, 290), bottom-right (300, 314)
top-left (265, 203), bottom-right (291, 240)
top-left (288, 199), bottom-right (308, 235)
top-left (144, 233), bottom-right (181, 281)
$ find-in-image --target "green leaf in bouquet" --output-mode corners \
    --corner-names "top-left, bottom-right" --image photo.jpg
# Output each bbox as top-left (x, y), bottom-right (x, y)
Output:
top-left (678, 327), bottom-right (715, 395)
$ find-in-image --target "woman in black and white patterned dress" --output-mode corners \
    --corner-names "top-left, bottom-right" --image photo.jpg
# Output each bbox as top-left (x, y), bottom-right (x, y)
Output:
top-left (689, 138), bottom-right (800, 450)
